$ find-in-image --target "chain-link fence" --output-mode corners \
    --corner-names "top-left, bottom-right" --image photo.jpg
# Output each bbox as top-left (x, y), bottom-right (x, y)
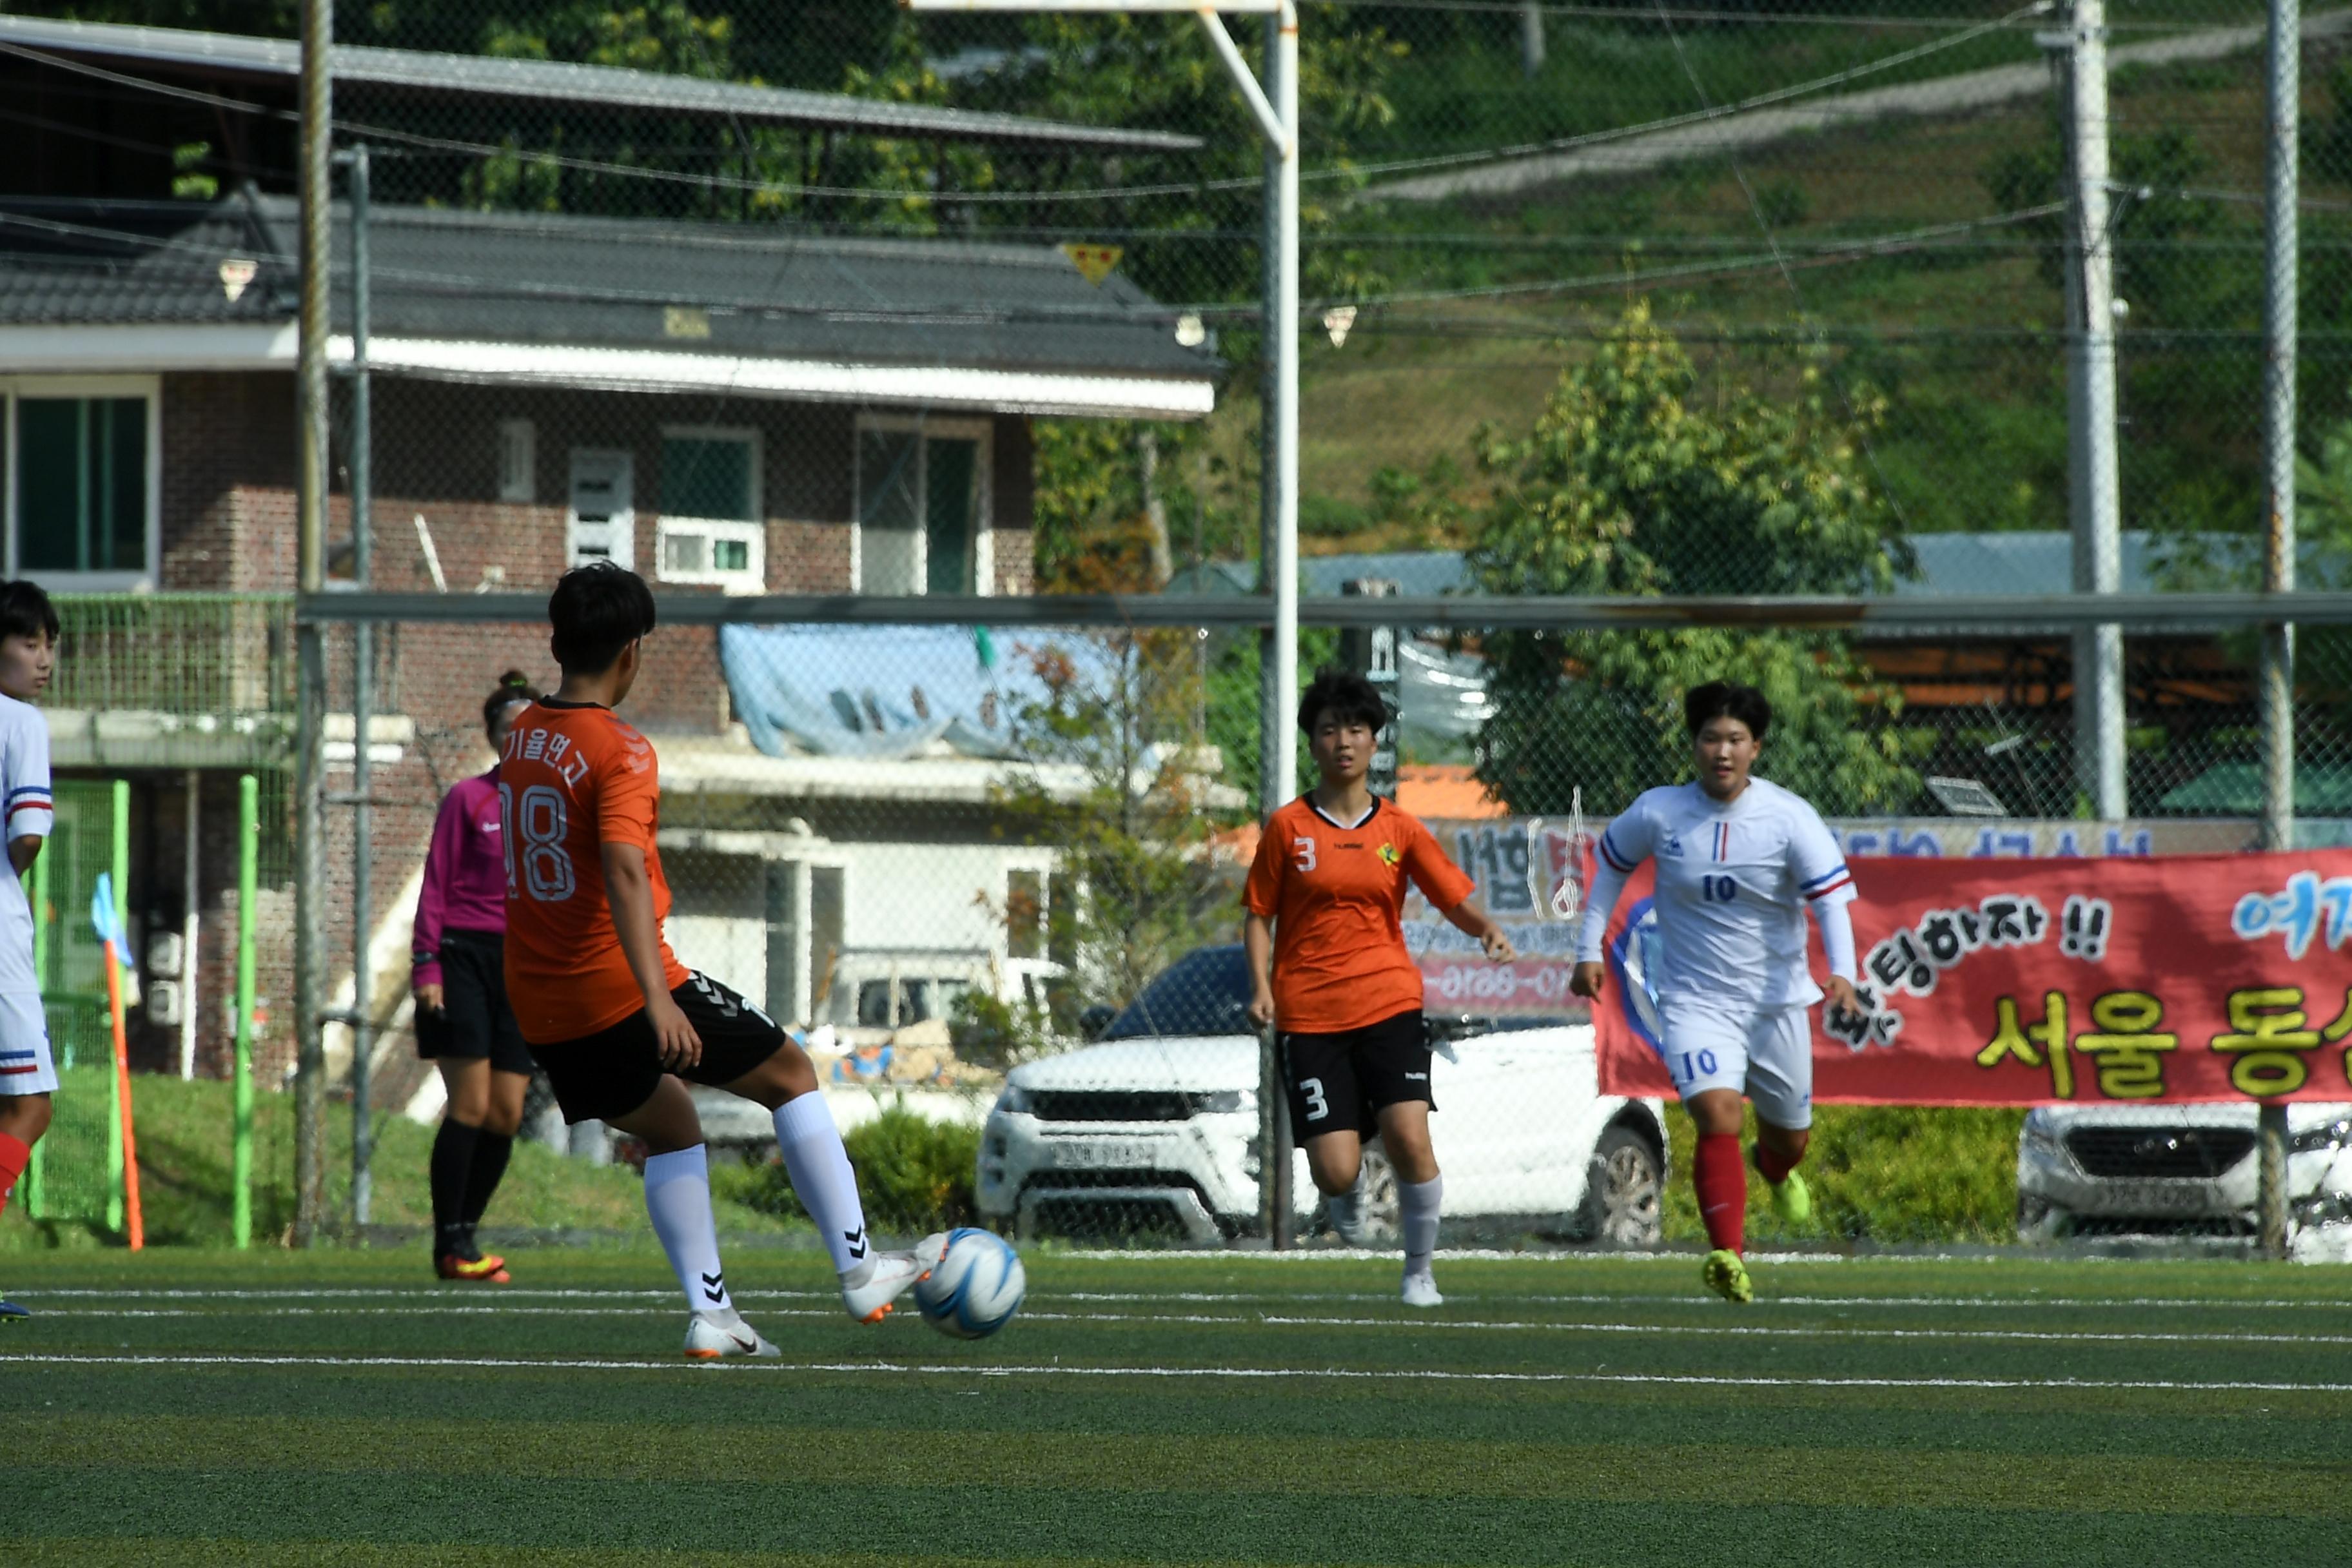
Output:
top-left (2, 0), bottom-right (2347, 1251)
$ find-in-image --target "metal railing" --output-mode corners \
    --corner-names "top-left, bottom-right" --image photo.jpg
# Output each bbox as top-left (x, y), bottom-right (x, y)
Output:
top-left (52, 593), bottom-right (297, 732)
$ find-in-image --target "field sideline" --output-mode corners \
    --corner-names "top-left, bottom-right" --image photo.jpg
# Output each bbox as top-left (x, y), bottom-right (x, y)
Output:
top-left (7, 1248), bottom-right (2351, 1566)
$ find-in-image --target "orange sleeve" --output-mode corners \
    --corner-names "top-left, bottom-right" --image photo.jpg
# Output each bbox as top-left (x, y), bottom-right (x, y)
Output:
top-left (1242, 816), bottom-right (1286, 917)
top-left (595, 743), bottom-right (659, 854)
top-left (1402, 815), bottom-right (1476, 911)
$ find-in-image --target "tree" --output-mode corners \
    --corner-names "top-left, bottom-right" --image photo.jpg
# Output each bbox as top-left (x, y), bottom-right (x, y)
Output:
top-left (976, 631), bottom-right (1239, 1041)
top-left (1464, 300), bottom-right (1917, 816)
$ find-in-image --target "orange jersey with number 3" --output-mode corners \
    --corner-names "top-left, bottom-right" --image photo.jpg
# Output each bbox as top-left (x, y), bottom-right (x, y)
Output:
top-left (498, 700), bottom-right (691, 1044)
top-left (1242, 796), bottom-right (1475, 1034)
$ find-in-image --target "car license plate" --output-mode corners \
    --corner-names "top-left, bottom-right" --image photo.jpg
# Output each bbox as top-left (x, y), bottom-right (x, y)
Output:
top-left (2103, 1182), bottom-right (2220, 1215)
top-left (1044, 1139), bottom-right (1161, 1171)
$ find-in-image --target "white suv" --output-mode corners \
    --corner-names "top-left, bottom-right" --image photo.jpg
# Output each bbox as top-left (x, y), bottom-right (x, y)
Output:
top-left (2017, 1102), bottom-right (2352, 1255)
top-left (975, 945), bottom-right (1668, 1244)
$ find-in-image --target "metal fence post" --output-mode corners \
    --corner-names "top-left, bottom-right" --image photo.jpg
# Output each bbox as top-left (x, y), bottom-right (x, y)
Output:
top-left (291, 0), bottom-right (333, 1248)
top-left (346, 142), bottom-right (376, 1232)
top-left (2061, 0), bottom-right (2126, 819)
top-left (2256, 0), bottom-right (2300, 1262)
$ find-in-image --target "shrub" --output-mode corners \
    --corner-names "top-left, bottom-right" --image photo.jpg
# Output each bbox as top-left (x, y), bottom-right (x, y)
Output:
top-left (721, 1100), bottom-right (980, 1238)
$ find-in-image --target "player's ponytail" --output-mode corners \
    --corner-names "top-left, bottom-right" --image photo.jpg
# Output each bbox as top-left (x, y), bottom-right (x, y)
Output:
top-left (484, 670), bottom-right (540, 740)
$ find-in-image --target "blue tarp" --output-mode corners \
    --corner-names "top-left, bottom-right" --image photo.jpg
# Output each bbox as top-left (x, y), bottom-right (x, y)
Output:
top-left (718, 623), bottom-right (1120, 761)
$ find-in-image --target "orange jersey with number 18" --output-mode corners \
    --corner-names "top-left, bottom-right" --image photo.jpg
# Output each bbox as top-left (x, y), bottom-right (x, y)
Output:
top-left (497, 699), bottom-right (690, 1046)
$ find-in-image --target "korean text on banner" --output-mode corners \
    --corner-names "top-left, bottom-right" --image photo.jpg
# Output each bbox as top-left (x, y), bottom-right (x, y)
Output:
top-left (1592, 849), bottom-right (2352, 1106)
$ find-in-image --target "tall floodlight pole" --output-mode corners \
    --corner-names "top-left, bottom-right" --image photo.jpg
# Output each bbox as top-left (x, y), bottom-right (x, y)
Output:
top-left (2257, 0), bottom-right (2298, 1261)
top-left (901, 0), bottom-right (1300, 1243)
top-left (293, 0), bottom-right (333, 1248)
top-left (2055, 0), bottom-right (2126, 819)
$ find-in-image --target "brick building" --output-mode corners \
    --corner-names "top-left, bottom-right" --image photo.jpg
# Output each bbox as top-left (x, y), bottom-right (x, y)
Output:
top-left (0, 180), bottom-right (1217, 1094)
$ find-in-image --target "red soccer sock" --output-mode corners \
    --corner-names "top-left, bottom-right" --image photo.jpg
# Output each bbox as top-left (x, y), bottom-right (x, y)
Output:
top-left (0, 1132), bottom-right (29, 1222)
top-left (1754, 1141), bottom-right (1800, 1186)
top-left (1694, 1133), bottom-right (1747, 1255)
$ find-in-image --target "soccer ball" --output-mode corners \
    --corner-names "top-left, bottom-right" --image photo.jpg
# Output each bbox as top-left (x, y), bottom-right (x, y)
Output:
top-left (915, 1228), bottom-right (1025, 1340)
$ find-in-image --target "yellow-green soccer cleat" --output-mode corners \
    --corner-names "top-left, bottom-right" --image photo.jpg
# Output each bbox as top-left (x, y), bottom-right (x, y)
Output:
top-left (1767, 1168), bottom-right (1812, 1226)
top-left (1701, 1248), bottom-right (1753, 1304)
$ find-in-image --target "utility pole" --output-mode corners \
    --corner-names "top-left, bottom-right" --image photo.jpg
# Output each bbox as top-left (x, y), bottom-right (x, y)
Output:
top-left (1520, 1), bottom-right (1546, 78)
top-left (2057, 0), bottom-right (2126, 819)
top-left (292, 0), bottom-right (332, 1247)
top-left (2256, 0), bottom-right (2298, 1262)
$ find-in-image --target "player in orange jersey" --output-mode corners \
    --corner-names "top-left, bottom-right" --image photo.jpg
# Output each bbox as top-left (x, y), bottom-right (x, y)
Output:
top-left (1243, 668), bottom-right (1516, 1308)
top-left (501, 564), bottom-right (937, 1358)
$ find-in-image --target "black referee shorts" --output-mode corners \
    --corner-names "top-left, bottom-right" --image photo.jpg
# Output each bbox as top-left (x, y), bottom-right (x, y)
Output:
top-left (528, 972), bottom-right (787, 1125)
top-left (1280, 1008), bottom-right (1433, 1141)
top-left (414, 929), bottom-right (536, 1077)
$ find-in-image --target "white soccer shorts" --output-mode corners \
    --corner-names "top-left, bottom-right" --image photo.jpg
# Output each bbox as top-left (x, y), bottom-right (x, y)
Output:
top-left (1657, 997), bottom-right (1813, 1130)
top-left (0, 992), bottom-right (57, 1095)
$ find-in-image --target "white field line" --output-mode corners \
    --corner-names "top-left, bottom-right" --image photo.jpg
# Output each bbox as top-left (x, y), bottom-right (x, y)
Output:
top-left (26, 1286), bottom-right (2352, 1312)
top-left (8, 1349), bottom-right (2352, 1395)
top-left (24, 1300), bottom-right (2352, 1348)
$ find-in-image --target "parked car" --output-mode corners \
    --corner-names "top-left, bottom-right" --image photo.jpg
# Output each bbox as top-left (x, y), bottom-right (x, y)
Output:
top-left (2017, 1102), bottom-right (2352, 1251)
top-left (975, 944), bottom-right (1669, 1244)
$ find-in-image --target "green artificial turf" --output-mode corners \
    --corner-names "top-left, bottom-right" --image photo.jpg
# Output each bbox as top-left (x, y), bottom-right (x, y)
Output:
top-left (6, 1248), bottom-right (2351, 1565)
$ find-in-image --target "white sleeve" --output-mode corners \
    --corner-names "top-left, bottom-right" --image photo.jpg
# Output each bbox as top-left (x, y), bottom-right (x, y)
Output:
top-left (1575, 799), bottom-right (1652, 963)
top-left (1811, 896), bottom-right (1857, 982)
top-left (1575, 858), bottom-right (1631, 963)
top-left (1789, 802), bottom-right (1854, 911)
top-left (4, 709), bottom-right (52, 845)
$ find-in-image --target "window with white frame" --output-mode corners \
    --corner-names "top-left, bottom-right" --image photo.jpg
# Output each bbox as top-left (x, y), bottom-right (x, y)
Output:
top-left (658, 429), bottom-right (764, 593)
top-left (2, 377), bottom-right (159, 589)
top-left (496, 419), bottom-right (536, 504)
top-left (855, 415), bottom-right (990, 596)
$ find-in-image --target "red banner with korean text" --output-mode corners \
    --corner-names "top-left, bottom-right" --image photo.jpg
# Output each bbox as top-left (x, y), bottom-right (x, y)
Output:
top-left (1592, 850), bottom-right (2352, 1106)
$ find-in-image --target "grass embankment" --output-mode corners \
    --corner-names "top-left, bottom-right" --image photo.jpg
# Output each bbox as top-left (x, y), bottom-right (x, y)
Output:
top-left (1221, 52), bottom-right (2333, 553)
top-left (2, 1068), bottom-right (804, 1251)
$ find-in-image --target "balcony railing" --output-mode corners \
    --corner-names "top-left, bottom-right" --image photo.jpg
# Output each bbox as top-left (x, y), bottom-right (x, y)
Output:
top-left (46, 595), bottom-right (297, 767)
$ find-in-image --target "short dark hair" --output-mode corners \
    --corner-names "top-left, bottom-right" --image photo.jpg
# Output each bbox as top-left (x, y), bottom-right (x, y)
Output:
top-left (0, 580), bottom-right (58, 645)
top-left (1297, 667), bottom-right (1391, 735)
top-left (547, 563), bottom-right (656, 676)
top-left (1685, 680), bottom-right (1771, 741)
top-left (482, 669), bottom-right (539, 738)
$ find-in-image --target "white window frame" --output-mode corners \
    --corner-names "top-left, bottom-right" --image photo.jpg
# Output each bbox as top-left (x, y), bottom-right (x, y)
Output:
top-left (851, 413), bottom-right (994, 597)
top-left (1, 374), bottom-right (162, 591)
top-left (496, 418), bottom-right (536, 504)
top-left (656, 424), bottom-right (765, 594)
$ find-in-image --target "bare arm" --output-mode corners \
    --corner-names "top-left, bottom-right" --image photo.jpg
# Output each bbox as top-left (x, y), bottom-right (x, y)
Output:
top-left (8, 834), bottom-right (39, 879)
top-left (1440, 898), bottom-right (1516, 963)
top-left (602, 841), bottom-right (700, 1069)
top-left (1243, 911), bottom-right (1276, 1029)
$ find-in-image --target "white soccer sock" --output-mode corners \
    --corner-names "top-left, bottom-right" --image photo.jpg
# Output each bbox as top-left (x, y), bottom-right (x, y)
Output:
top-left (1400, 1174), bottom-right (1443, 1278)
top-left (773, 1091), bottom-right (873, 1282)
top-left (643, 1144), bottom-right (732, 1316)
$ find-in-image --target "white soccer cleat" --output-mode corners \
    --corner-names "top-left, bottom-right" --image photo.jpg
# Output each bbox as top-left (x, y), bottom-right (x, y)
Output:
top-left (1400, 1271), bottom-right (1444, 1309)
top-left (841, 1239), bottom-right (943, 1325)
top-left (684, 1309), bottom-right (780, 1360)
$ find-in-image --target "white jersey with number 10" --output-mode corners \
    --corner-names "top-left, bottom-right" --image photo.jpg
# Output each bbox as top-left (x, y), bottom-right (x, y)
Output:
top-left (1588, 778), bottom-right (1854, 1011)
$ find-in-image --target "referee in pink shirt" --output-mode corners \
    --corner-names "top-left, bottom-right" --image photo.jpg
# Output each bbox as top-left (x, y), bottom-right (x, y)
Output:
top-left (412, 672), bottom-right (540, 1282)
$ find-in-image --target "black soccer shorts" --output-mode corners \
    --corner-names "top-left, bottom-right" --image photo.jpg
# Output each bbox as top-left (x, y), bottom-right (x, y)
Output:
top-left (1280, 1007), bottom-right (1434, 1141)
top-left (529, 971), bottom-right (787, 1124)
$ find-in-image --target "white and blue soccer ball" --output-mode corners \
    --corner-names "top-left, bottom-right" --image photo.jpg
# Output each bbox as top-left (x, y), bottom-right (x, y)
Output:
top-left (915, 1228), bottom-right (1025, 1340)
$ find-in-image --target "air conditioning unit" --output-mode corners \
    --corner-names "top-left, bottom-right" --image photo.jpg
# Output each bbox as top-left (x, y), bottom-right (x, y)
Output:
top-left (658, 516), bottom-right (764, 593)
